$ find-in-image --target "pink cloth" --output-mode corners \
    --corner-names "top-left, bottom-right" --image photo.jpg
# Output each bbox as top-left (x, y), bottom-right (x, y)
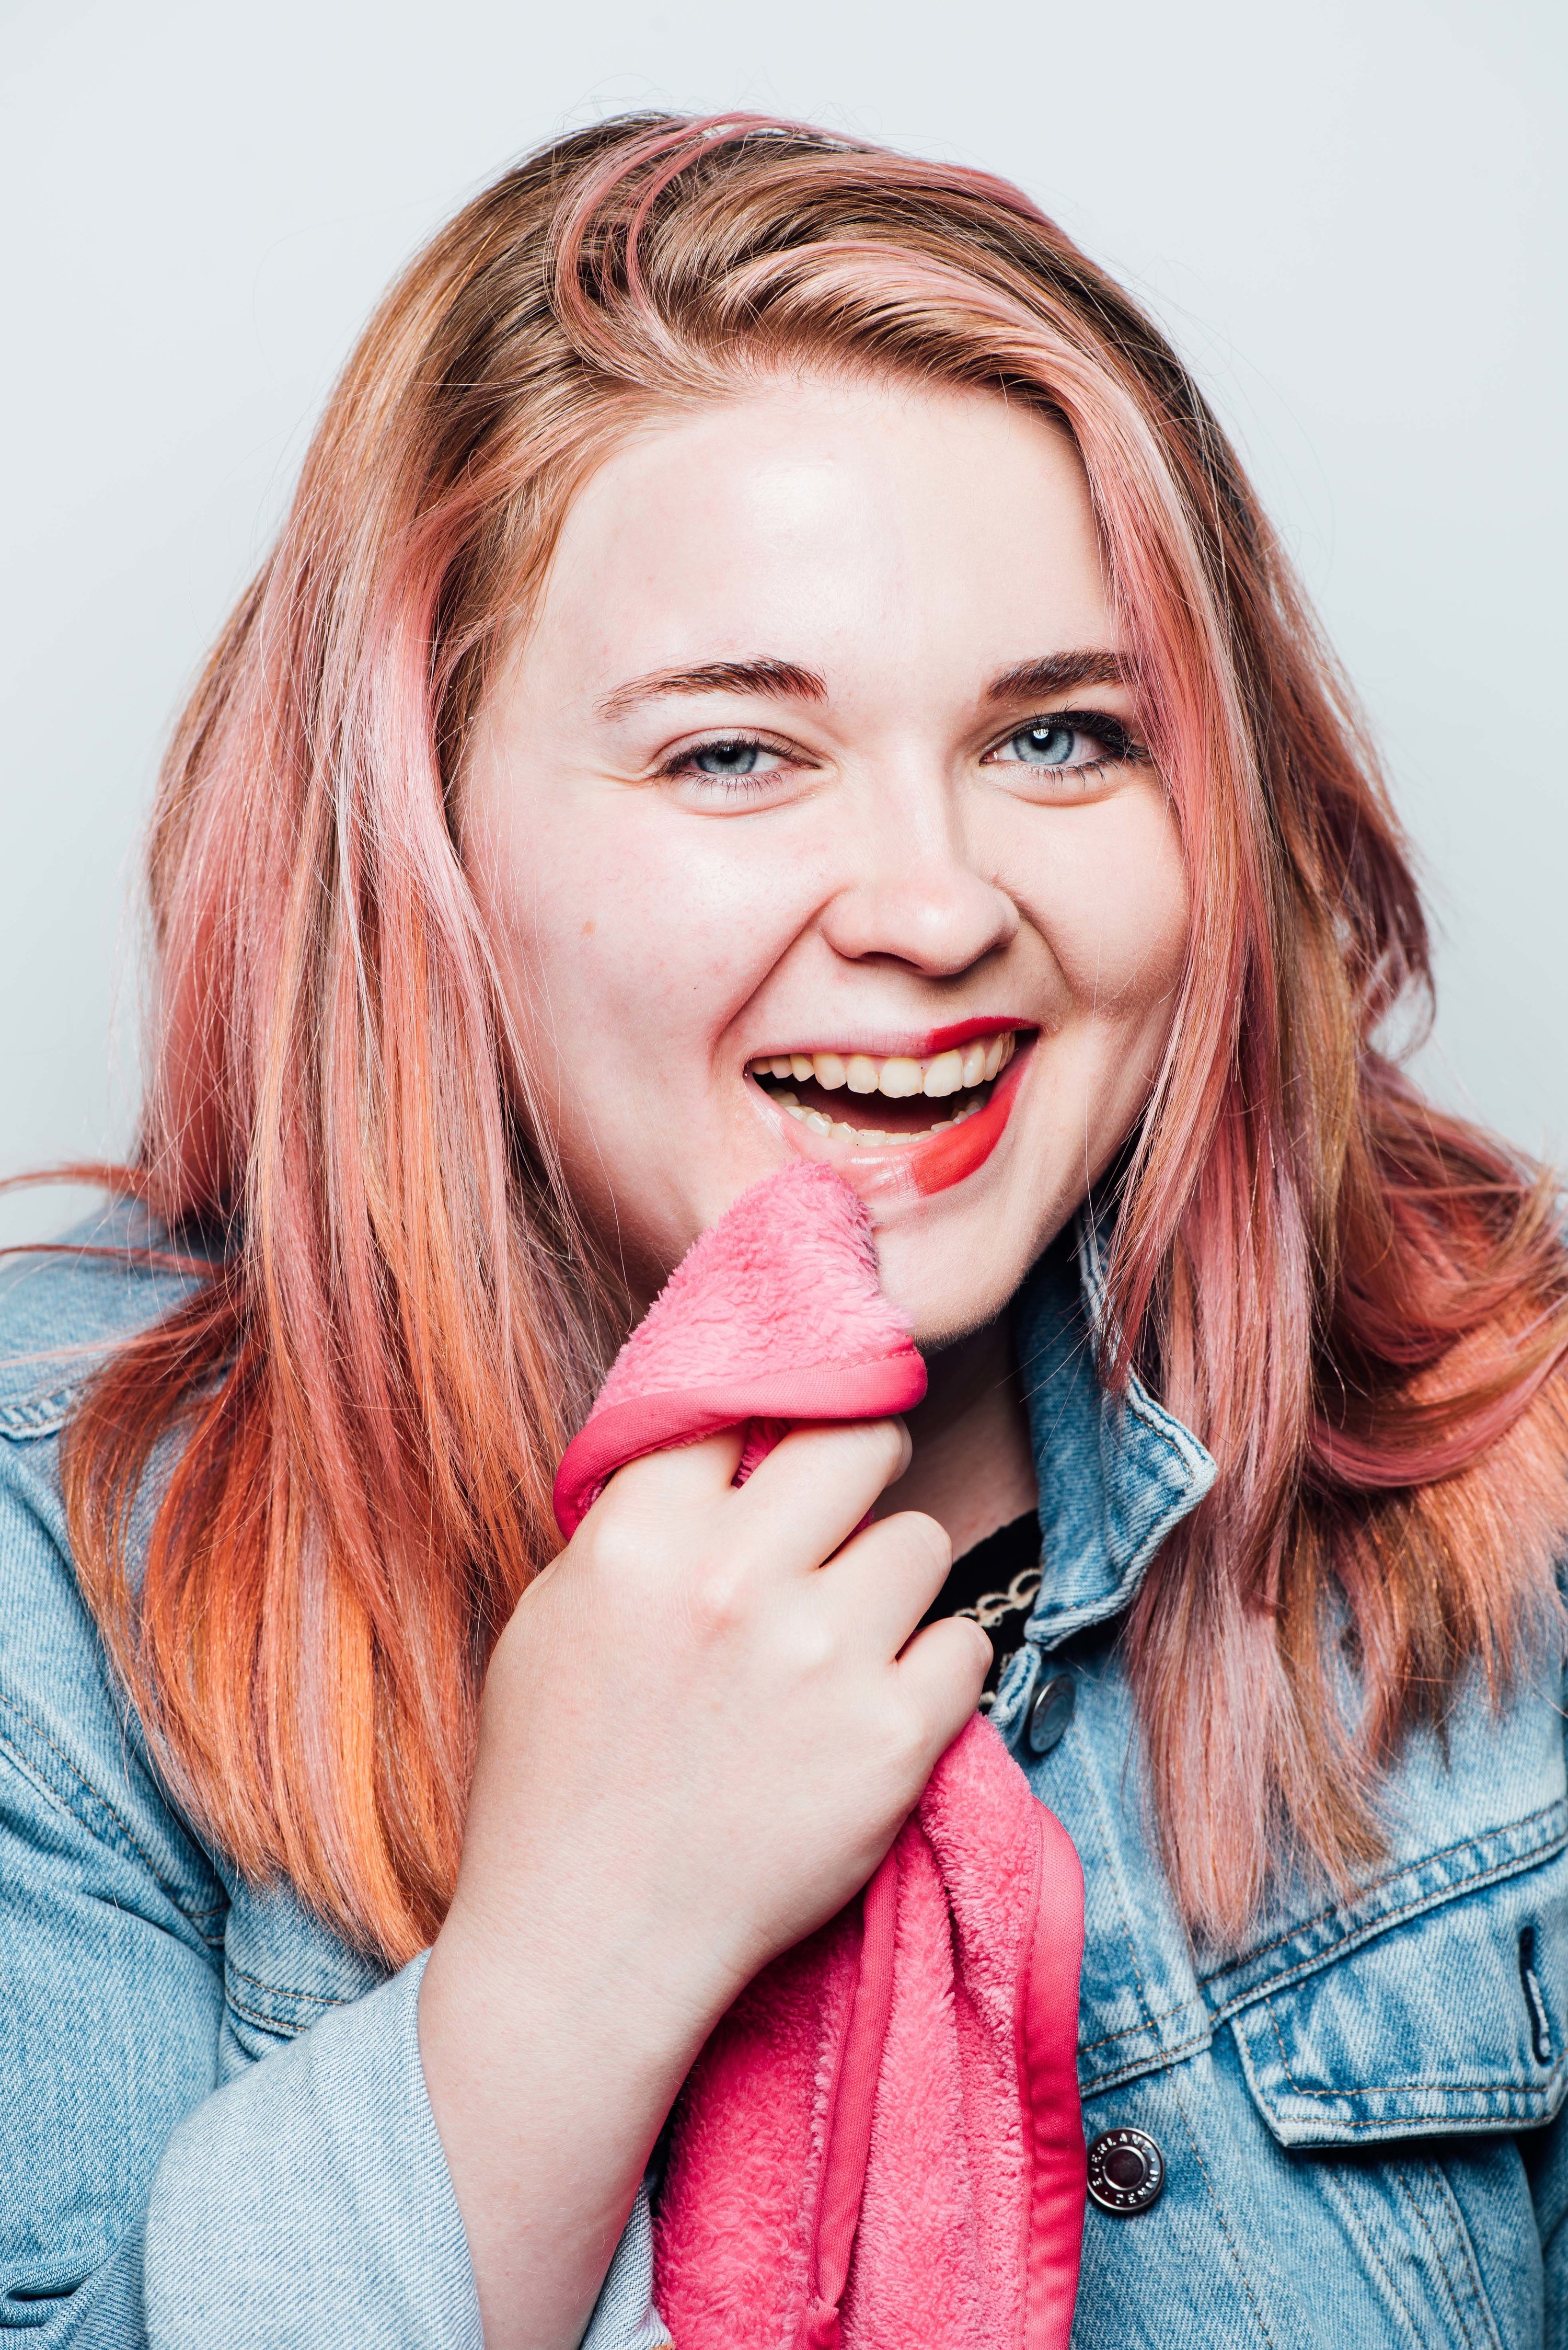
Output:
top-left (555, 1164), bottom-right (1086, 2350)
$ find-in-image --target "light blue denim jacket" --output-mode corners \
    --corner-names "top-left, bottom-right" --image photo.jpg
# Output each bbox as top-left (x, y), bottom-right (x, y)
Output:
top-left (3, 1201), bottom-right (1566, 2347)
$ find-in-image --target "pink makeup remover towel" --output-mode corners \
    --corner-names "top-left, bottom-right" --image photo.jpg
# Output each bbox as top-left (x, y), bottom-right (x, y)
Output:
top-left (555, 1163), bottom-right (1086, 2350)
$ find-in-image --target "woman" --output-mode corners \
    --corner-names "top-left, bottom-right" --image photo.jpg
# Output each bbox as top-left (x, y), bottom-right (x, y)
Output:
top-left (3, 111), bottom-right (1566, 2348)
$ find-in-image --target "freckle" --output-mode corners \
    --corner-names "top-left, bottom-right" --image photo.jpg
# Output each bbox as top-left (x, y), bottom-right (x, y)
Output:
top-left (581, 918), bottom-right (595, 937)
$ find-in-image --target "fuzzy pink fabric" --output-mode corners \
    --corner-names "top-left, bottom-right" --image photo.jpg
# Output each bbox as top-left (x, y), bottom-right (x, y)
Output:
top-left (554, 1164), bottom-right (1086, 2349)
top-left (554, 1163), bottom-right (928, 1535)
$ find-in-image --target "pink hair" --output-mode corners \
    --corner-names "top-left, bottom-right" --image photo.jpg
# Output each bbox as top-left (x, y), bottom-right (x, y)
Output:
top-left (55, 115), bottom-right (1568, 1958)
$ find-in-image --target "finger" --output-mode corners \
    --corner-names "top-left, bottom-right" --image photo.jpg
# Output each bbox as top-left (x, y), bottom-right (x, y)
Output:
top-left (593, 1426), bottom-right (747, 1523)
top-left (733, 1417), bottom-right (912, 1572)
top-left (893, 1615), bottom-right (993, 1751)
top-left (820, 1510), bottom-right (954, 1657)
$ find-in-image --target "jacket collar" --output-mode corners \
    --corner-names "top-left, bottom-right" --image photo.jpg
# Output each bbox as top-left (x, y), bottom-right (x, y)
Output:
top-left (1014, 1211), bottom-right (1216, 1649)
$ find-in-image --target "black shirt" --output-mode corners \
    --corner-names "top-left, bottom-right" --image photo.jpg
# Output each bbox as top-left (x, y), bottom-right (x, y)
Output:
top-left (921, 1511), bottom-right (1041, 1698)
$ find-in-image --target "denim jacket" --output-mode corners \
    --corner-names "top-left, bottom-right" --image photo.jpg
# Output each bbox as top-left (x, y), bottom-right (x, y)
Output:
top-left (3, 1201), bottom-right (1566, 2347)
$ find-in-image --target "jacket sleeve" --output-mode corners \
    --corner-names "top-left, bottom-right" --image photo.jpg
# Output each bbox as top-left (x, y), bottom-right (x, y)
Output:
top-left (148, 1972), bottom-right (668, 2350)
top-left (1533, 2102), bottom-right (1568, 2350)
top-left (1532, 1623), bottom-right (1568, 2350)
top-left (0, 1441), bottom-right (667, 2350)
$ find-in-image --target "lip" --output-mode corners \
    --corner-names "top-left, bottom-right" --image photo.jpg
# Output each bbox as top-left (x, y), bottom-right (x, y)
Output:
top-left (749, 1017), bottom-right (1037, 1062)
top-left (750, 1033), bottom-right (1033, 1205)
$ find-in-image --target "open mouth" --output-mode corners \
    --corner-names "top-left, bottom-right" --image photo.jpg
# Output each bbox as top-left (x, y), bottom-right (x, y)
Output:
top-left (747, 1029), bottom-right (1021, 1149)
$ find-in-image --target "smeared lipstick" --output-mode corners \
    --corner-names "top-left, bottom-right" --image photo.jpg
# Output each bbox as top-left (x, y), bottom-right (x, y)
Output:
top-left (845, 1043), bottom-right (1028, 1203)
top-left (908, 1047), bottom-right (1026, 1195)
top-left (752, 1031), bottom-right (1032, 1205)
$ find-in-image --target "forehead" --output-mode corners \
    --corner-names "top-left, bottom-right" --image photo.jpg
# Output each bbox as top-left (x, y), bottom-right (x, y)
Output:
top-left (529, 376), bottom-right (1114, 700)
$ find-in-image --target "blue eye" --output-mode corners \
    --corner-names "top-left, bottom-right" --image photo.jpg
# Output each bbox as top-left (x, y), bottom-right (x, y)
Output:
top-left (1004, 723), bottom-right (1079, 767)
top-left (690, 740), bottom-right (778, 776)
top-left (656, 732), bottom-right (809, 809)
top-left (985, 708), bottom-right (1140, 786)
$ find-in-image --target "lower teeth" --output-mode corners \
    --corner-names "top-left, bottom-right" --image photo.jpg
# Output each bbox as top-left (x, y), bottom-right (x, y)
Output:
top-left (769, 1091), bottom-right (985, 1147)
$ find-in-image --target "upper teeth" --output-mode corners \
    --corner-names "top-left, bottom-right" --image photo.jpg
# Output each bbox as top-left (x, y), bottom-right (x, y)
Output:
top-left (747, 1032), bottom-right (1016, 1098)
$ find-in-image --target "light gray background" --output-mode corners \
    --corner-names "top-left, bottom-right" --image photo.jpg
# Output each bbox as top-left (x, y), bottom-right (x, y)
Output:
top-left (2, 0), bottom-right (1562, 1249)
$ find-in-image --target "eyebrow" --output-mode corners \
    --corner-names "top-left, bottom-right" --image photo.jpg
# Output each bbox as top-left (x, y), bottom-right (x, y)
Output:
top-left (596, 657), bottom-right (829, 724)
top-left (984, 649), bottom-right (1129, 704)
top-left (594, 645), bottom-right (1129, 726)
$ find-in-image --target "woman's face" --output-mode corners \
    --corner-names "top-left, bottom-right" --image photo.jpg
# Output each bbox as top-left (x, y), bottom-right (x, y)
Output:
top-left (462, 376), bottom-right (1189, 1344)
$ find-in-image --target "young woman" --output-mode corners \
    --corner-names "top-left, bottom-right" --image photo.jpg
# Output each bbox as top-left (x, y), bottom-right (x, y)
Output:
top-left (3, 113), bottom-right (1566, 2350)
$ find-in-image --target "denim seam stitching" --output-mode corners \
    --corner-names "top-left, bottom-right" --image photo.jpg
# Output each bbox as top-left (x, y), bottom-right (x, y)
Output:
top-left (223, 1988), bottom-right (303, 2036)
top-left (1066, 1709), bottom-right (1157, 2021)
top-left (0, 1382), bottom-right (89, 1440)
top-left (1079, 1999), bottom-right (1207, 2055)
top-left (1210, 1832), bottom-right (1568, 2037)
top-left (0, 1687), bottom-right (224, 1934)
top-left (1079, 2025), bottom-right (1213, 2093)
top-left (1119, 1383), bottom-right (1213, 1488)
top-left (1159, 2058), bottom-right (1279, 2349)
top-left (1027, 1217), bottom-right (1216, 1641)
top-left (1073, 1210), bottom-right (1217, 1485)
top-left (1317, 2166), bottom-right (1425, 2346)
top-left (223, 1960), bottom-right (354, 2012)
top-left (1426, 2160), bottom-right (1505, 2350)
top-left (1392, 2164), bottom-right (1479, 2350)
top-left (1080, 1813), bottom-right (1565, 2058)
top-left (1255, 1992), bottom-right (1564, 2102)
top-left (1274, 2107), bottom-right (1560, 2133)
top-left (1204, 1797), bottom-right (1567, 1984)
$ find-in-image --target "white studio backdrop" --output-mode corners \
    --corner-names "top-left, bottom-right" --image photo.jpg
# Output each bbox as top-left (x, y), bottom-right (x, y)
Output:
top-left (1, 0), bottom-right (1562, 1249)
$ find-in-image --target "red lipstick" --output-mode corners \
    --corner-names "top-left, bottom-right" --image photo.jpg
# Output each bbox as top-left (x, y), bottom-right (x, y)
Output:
top-left (751, 1017), bottom-right (1036, 1063)
top-left (831, 1040), bottom-right (1030, 1205)
top-left (910, 1049), bottom-right (1025, 1195)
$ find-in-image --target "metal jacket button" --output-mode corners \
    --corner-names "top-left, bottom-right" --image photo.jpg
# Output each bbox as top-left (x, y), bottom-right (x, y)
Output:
top-left (1086, 2127), bottom-right (1166, 2214)
top-left (1027, 1671), bottom-right (1076, 1756)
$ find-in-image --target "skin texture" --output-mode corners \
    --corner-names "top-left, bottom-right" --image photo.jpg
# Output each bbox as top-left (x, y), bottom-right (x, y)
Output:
top-left (420, 377), bottom-right (1189, 2348)
top-left (461, 376), bottom-right (1187, 1339)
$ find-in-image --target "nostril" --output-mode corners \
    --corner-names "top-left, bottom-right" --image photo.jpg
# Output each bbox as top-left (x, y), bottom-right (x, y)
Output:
top-left (1520, 1925), bottom-right (1553, 2066)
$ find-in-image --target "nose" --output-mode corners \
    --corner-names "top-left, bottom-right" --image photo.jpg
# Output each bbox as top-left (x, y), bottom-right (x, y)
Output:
top-left (817, 799), bottom-right (1019, 977)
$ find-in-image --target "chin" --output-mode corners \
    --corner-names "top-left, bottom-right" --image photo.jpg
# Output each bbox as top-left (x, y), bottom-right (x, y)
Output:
top-left (872, 1214), bottom-right (1047, 1356)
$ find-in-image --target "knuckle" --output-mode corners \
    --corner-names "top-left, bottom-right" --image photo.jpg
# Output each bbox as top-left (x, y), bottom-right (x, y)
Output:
top-left (579, 1511), bottom-right (650, 1585)
top-left (782, 1616), bottom-right (838, 1682)
top-left (683, 1549), bottom-right (764, 1642)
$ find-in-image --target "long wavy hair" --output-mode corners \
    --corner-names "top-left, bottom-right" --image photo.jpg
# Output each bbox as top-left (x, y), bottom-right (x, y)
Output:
top-left (54, 114), bottom-right (1568, 1958)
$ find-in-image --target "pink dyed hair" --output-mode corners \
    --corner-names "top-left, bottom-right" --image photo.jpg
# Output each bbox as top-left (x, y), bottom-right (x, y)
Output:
top-left (57, 114), bottom-right (1568, 1957)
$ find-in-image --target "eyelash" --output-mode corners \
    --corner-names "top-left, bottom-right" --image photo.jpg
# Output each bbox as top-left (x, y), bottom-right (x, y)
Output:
top-left (656, 708), bottom-right (1148, 796)
top-left (654, 734), bottom-right (802, 796)
top-left (984, 709), bottom-right (1146, 780)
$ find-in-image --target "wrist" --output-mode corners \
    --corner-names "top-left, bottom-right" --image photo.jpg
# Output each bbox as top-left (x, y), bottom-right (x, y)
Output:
top-left (426, 1868), bottom-right (739, 2086)
top-left (418, 1871), bottom-right (716, 2350)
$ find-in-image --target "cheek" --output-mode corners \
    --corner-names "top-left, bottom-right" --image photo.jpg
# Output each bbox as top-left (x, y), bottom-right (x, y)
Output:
top-left (466, 789), bottom-right (809, 1082)
top-left (1026, 796), bottom-right (1190, 1025)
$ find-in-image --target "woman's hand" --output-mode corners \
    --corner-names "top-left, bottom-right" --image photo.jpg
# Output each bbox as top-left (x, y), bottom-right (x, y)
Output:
top-left (467, 1417), bottom-right (986, 2006)
top-left (419, 1419), bottom-right (987, 2350)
